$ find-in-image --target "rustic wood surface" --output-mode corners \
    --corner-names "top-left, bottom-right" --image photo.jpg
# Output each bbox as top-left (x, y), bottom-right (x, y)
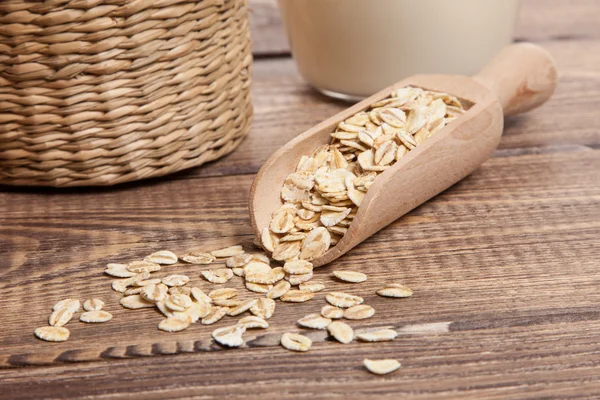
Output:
top-left (1, 0), bottom-right (599, 398)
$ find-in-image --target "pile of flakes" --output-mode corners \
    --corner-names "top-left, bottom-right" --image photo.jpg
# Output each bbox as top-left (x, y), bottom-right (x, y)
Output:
top-left (262, 86), bottom-right (466, 262)
top-left (35, 245), bottom-right (414, 375)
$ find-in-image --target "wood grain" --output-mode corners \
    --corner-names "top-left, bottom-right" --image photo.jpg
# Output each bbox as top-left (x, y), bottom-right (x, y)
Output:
top-left (473, 43), bottom-right (557, 116)
top-left (1, 148), bottom-right (599, 398)
top-left (1, 149), bottom-right (599, 361)
top-left (1, 1), bottom-right (600, 399)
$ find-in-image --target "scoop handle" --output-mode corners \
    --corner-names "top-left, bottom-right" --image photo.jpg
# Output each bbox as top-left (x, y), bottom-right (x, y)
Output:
top-left (473, 43), bottom-right (557, 117)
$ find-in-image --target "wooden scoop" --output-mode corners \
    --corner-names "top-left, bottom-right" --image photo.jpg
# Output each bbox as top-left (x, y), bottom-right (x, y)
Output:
top-left (249, 43), bottom-right (557, 267)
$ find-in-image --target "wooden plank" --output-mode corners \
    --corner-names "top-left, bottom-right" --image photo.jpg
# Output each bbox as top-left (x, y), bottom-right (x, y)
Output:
top-left (0, 148), bottom-right (599, 396)
top-left (249, 0), bottom-right (600, 56)
top-left (0, 149), bottom-right (598, 366)
top-left (3, 317), bottom-right (600, 399)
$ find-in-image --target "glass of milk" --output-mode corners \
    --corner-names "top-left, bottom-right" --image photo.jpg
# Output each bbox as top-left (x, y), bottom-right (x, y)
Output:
top-left (279, 0), bottom-right (521, 100)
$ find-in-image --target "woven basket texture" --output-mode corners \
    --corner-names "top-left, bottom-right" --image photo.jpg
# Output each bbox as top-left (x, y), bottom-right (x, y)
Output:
top-left (0, 0), bottom-right (252, 187)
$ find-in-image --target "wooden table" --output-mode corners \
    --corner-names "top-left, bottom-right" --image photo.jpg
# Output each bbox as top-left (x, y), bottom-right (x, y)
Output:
top-left (1, 1), bottom-right (599, 398)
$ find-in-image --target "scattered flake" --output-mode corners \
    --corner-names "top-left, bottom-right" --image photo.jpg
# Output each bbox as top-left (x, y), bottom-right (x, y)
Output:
top-left (178, 300), bottom-right (210, 323)
top-left (280, 290), bottom-right (314, 303)
top-left (124, 287), bottom-right (143, 296)
top-left (232, 267), bottom-right (245, 277)
top-left (266, 280), bottom-right (291, 299)
top-left (120, 295), bottom-right (155, 309)
top-left (49, 308), bottom-right (74, 327)
top-left (158, 317), bottom-right (190, 332)
top-left (246, 282), bottom-right (272, 293)
top-left (213, 298), bottom-right (242, 307)
top-left (238, 316), bottom-right (269, 329)
top-left (156, 300), bottom-right (174, 318)
top-left (191, 298), bottom-right (212, 318)
top-left (191, 287), bottom-right (212, 304)
top-left (333, 270), bottom-right (367, 283)
top-left (297, 314), bottom-right (332, 330)
top-left (299, 281), bottom-right (325, 292)
top-left (133, 271), bottom-right (150, 282)
top-left (127, 260), bottom-right (161, 273)
top-left (245, 267), bottom-right (285, 285)
top-left (83, 299), bottom-right (104, 311)
top-left (168, 286), bottom-right (191, 296)
top-left (227, 299), bottom-right (258, 317)
top-left (363, 359), bottom-right (401, 375)
top-left (161, 274), bottom-right (190, 287)
top-left (140, 283), bottom-right (169, 303)
top-left (226, 253), bottom-right (253, 268)
top-left (212, 325), bottom-right (245, 347)
top-left (326, 292), bottom-right (364, 308)
top-left (80, 310), bottom-right (113, 323)
top-left (321, 305), bottom-right (344, 319)
top-left (145, 250), bottom-right (178, 265)
top-left (343, 305), bottom-right (375, 320)
top-left (53, 299), bottom-right (80, 313)
top-left (285, 271), bottom-right (313, 285)
top-left (376, 283), bottom-right (413, 298)
top-left (243, 261), bottom-right (271, 276)
top-left (133, 277), bottom-right (161, 287)
top-left (181, 251), bottom-right (216, 265)
top-left (201, 307), bottom-right (229, 325)
top-left (250, 298), bottom-right (276, 320)
top-left (34, 326), bottom-right (70, 342)
top-left (283, 260), bottom-right (313, 275)
top-left (165, 294), bottom-right (193, 312)
top-left (328, 321), bottom-right (354, 344)
top-left (281, 332), bottom-right (312, 352)
top-left (209, 288), bottom-right (238, 300)
top-left (201, 268), bottom-right (234, 284)
top-left (356, 329), bottom-right (398, 342)
top-left (105, 263), bottom-right (136, 278)
top-left (250, 253), bottom-right (271, 264)
top-left (211, 245), bottom-right (244, 258)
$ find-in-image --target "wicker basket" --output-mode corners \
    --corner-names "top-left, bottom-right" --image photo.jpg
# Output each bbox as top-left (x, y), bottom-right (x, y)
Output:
top-left (0, 0), bottom-right (252, 187)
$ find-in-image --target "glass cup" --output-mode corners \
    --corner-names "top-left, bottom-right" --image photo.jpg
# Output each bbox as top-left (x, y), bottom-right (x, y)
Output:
top-left (279, 0), bottom-right (521, 100)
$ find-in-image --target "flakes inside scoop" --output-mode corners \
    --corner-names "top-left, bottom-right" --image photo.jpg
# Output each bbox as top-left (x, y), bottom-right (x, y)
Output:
top-left (261, 86), bottom-right (465, 263)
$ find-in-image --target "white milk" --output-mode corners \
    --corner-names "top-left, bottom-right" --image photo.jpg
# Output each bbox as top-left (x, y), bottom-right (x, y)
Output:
top-left (279, 0), bottom-right (520, 99)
